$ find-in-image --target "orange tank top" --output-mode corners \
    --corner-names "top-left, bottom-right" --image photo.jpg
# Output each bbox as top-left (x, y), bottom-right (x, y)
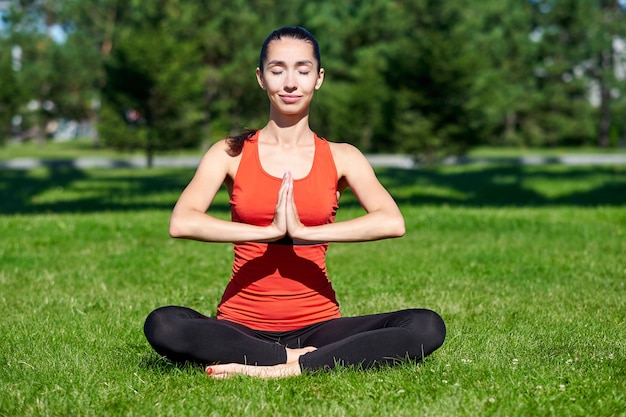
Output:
top-left (217, 131), bottom-right (341, 331)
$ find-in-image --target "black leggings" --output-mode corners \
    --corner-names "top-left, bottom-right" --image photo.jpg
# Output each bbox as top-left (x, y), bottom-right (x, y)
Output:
top-left (144, 306), bottom-right (446, 371)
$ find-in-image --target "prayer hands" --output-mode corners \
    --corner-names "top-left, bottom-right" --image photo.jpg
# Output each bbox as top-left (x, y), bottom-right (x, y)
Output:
top-left (271, 170), bottom-right (304, 240)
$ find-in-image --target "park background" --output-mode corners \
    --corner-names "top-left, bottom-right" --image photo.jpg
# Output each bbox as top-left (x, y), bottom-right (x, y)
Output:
top-left (1, 1), bottom-right (625, 416)
top-left (1, 0), bottom-right (626, 162)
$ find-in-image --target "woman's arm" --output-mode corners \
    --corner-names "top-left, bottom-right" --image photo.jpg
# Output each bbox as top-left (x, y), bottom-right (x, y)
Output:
top-left (286, 143), bottom-right (405, 242)
top-left (169, 140), bottom-right (287, 243)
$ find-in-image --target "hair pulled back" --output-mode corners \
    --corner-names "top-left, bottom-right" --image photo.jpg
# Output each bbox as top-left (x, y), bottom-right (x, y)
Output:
top-left (258, 26), bottom-right (321, 72)
top-left (226, 26), bottom-right (321, 156)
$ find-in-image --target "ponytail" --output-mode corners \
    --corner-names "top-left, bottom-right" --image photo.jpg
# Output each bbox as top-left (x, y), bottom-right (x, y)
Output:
top-left (226, 129), bottom-right (257, 156)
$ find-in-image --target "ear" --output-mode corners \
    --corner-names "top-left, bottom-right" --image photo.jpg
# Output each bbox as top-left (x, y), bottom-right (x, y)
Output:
top-left (256, 68), bottom-right (266, 90)
top-left (315, 68), bottom-right (325, 90)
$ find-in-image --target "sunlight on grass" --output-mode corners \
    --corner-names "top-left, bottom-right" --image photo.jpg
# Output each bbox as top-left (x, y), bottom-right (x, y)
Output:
top-left (0, 138), bottom-right (211, 160)
top-left (393, 182), bottom-right (471, 203)
top-left (1, 163), bottom-right (625, 416)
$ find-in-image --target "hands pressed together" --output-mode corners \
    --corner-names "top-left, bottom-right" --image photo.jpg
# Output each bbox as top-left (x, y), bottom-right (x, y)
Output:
top-left (270, 170), bottom-right (306, 241)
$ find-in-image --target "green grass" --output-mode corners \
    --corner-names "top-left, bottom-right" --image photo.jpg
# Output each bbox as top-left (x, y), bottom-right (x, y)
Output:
top-left (1, 161), bottom-right (625, 416)
top-left (1, 137), bottom-right (625, 161)
top-left (0, 138), bottom-right (212, 160)
top-left (468, 145), bottom-right (626, 157)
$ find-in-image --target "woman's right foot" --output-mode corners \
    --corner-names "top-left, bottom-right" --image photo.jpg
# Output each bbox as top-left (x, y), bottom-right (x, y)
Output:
top-left (285, 346), bottom-right (317, 364)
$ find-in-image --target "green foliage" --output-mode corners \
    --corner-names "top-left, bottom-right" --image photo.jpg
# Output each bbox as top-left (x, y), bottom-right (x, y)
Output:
top-left (2, 1), bottom-right (103, 143)
top-left (0, 38), bottom-right (21, 144)
top-left (382, 1), bottom-right (489, 161)
top-left (468, 0), bottom-right (538, 147)
top-left (528, 0), bottom-right (626, 147)
top-left (98, 2), bottom-right (208, 165)
top-left (2, 0), bottom-right (626, 157)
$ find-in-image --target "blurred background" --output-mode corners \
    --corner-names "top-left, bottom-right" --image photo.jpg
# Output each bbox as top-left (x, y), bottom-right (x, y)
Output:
top-left (1, 0), bottom-right (625, 165)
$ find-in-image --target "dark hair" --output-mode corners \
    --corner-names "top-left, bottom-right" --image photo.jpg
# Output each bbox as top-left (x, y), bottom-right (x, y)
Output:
top-left (258, 26), bottom-right (321, 73)
top-left (226, 129), bottom-right (257, 157)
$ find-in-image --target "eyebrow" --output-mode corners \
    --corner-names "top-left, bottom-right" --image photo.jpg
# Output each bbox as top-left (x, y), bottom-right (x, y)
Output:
top-left (267, 59), bottom-right (314, 67)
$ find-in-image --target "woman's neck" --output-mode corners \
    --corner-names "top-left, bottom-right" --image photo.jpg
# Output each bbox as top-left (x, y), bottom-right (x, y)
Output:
top-left (261, 117), bottom-right (313, 146)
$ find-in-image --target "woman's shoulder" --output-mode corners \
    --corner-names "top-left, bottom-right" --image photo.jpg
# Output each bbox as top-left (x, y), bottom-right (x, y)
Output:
top-left (196, 138), bottom-right (242, 176)
top-left (325, 140), bottom-right (370, 177)
top-left (326, 140), bottom-right (358, 152)
top-left (327, 140), bottom-right (367, 162)
top-left (203, 138), bottom-right (231, 158)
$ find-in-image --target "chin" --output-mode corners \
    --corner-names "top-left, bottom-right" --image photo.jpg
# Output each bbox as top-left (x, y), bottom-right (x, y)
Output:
top-left (274, 105), bottom-right (307, 116)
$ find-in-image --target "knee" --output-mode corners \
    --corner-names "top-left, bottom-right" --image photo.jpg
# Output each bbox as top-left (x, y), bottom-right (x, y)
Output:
top-left (424, 309), bottom-right (446, 348)
top-left (143, 306), bottom-right (177, 344)
top-left (405, 308), bottom-right (446, 350)
top-left (144, 306), bottom-right (168, 328)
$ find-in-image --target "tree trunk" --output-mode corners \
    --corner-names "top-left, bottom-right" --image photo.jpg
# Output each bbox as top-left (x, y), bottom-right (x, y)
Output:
top-left (598, 82), bottom-right (611, 147)
top-left (146, 145), bottom-right (154, 168)
top-left (598, 48), bottom-right (613, 148)
top-left (505, 110), bottom-right (518, 143)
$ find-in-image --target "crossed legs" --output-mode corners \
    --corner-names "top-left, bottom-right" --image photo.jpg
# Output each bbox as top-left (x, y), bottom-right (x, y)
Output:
top-left (144, 306), bottom-right (446, 379)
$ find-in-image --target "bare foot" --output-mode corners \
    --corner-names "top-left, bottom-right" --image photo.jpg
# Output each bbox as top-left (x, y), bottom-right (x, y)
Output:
top-left (206, 362), bottom-right (301, 379)
top-left (205, 346), bottom-right (317, 379)
top-left (285, 346), bottom-right (317, 364)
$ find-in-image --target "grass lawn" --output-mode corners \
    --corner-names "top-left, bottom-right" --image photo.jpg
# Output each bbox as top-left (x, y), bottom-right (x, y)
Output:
top-left (1, 137), bottom-right (625, 161)
top-left (0, 138), bottom-right (212, 160)
top-left (0, 159), bottom-right (625, 416)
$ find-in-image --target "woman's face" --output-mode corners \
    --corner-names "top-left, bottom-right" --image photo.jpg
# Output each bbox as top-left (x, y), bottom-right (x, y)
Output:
top-left (256, 37), bottom-right (324, 117)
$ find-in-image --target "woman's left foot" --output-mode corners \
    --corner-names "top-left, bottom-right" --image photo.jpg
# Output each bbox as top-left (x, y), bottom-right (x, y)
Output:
top-left (206, 362), bottom-right (301, 379)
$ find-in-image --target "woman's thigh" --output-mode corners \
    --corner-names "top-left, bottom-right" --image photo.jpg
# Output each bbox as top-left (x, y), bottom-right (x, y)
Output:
top-left (144, 305), bottom-right (286, 365)
top-left (296, 308), bottom-right (443, 347)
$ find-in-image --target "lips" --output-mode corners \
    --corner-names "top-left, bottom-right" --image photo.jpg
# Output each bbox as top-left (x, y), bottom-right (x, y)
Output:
top-left (280, 95), bottom-right (301, 104)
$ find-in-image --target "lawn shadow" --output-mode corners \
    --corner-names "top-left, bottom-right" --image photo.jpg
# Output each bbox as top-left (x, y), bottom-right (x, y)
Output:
top-left (139, 352), bottom-right (205, 374)
top-left (372, 164), bottom-right (626, 207)
top-left (0, 165), bottom-right (231, 214)
top-left (1, 163), bottom-right (624, 215)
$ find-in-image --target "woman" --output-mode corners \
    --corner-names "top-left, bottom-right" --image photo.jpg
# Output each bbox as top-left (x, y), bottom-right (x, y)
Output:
top-left (144, 26), bottom-right (445, 379)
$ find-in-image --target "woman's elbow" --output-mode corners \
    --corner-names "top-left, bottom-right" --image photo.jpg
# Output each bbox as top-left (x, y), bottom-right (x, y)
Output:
top-left (392, 218), bottom-right (406, 238)
top-left (387, 215), bottom-right (405, 238)
top-left (168, 215), bottom-right (187, 239)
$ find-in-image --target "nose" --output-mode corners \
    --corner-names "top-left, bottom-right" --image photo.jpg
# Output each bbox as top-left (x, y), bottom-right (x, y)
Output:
top-left (284, 71), bottom-right (297, 91)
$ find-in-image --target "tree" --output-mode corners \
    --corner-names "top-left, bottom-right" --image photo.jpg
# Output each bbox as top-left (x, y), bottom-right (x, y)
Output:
top-left (5, 1), bottom-right (57, 142)
top-left (466, 0), bottom-right (538, 147)
top-left (99, 0), bottom-right (208, 166)
top-left (4, 0), bottom-right (623, 157)
top-left (55, 0), bottom-right (125, 146)
top-left (379, 0), bottom-right (492, 162)
top-left (301, 0), bottom-right (397, 151)
top-left (527, 0), bottom-right (626, 147)
top-left (0, 38), bottom-right (22, 143)
top-left (1, 0), bottom-right (103, 144)
top-left (587, 0), bottom-right (626, 146)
